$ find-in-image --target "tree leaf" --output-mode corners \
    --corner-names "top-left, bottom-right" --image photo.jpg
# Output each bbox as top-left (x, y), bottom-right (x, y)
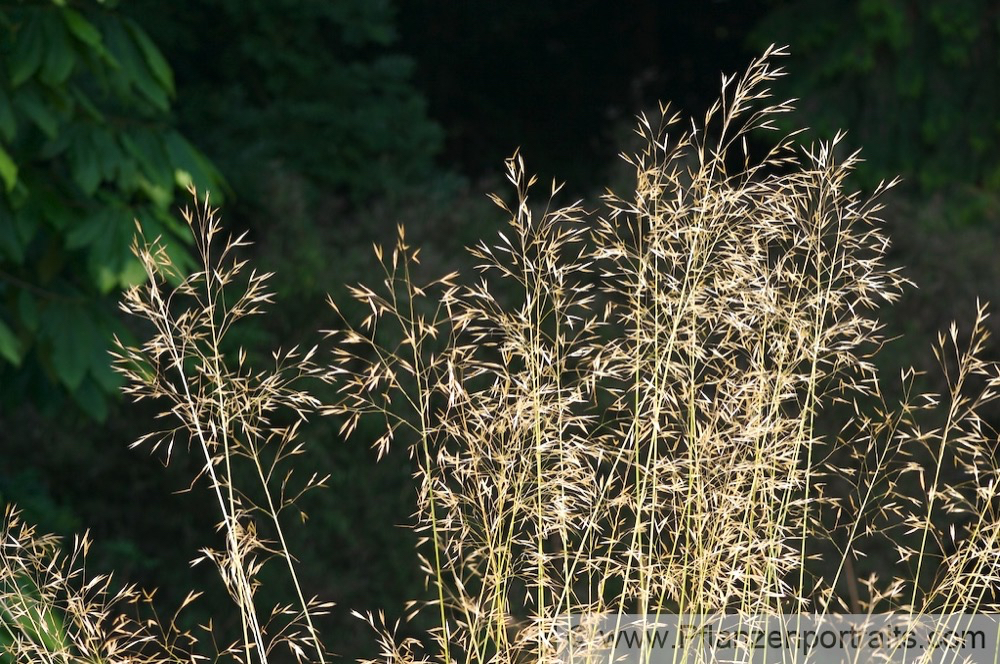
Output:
top-left (39, 14), bottom-right (75, 86)
top-left (87, 212), bottom-right (126, 293)
top-left (70, 85), bottom-right (104, 122)
top-left (164, 130), bottom-right (214, 191)
top-left (90, 126), bottom-right (123, 181)
top-left (0, 206), bottom-right (25, 264)
top-left (62, 8), bottom-right (102, 48)
top-left (68, 130), bottom-right (101, 195)
top-left (88, 322), bottom-right (123, 394)
top-left (125, 18), bottom-right (174, 95)
top-left (104, 18), bottom-right (168, 110)
top-left (43, 304), bottom-right (97, 390)
top-left (70, 376), bottom-right (109, 421)
top-left (0, 621), bottom-right (14, 664)
top-left (0, 87), bottom-right (17, 142)
top-left (0, 571), bottom-right (71, 654)
top-left (117, 255), bottom-right (147, 288)
top-left (121, 129), bottom-right (174, 200)
top-left (14, 87), bottom-right (60, 138)
top-left (18, 290), bottom-right (38, 332)
top-left (0, 144), bottom-right (18, 192)
top-left (9, 14), bottom-right (43, 87)
top-left (34, 183), bottom-right (72, 231)
top-left (0, 318), bottom-right (23, 366)
top-left (66, 208), bottom-right (112, 249)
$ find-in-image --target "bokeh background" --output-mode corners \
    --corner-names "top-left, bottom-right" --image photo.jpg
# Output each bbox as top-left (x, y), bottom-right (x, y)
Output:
top-left (2, 0), bottom-right (1000, 659)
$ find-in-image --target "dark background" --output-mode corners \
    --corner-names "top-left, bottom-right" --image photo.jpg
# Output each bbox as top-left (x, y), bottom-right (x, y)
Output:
top-left (3, 0), bottom-right (1000, 660)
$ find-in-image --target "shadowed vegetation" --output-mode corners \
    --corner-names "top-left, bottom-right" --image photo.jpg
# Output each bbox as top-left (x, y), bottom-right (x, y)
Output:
top-left (4, 48), bottom-right (1000, 664)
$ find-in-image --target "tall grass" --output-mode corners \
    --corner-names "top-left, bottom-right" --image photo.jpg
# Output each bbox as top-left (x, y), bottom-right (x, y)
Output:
top-left (328, 45), bottom-right (1000, 663)
top-left (3, 46), bottom-right (1000, 664)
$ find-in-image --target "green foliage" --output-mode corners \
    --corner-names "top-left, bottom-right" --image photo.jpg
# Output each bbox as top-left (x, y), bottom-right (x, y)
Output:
top-left (752, 0), bottom-right (1000, 195)
top-left (0, 0), bottom-right (224, 418)
top-left (128, 0), bottom-right (443, 203)
top-left (0, 568), bottom-right (70, 664)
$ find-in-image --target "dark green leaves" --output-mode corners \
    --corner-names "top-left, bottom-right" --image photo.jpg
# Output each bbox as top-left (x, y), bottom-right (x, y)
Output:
top-left (38, 15), bottom-right (74, 86)
top-left (8, 12), bottom-right (43, 87)
top-left (62, 8), bottom-right (102, 49)
top-left (751, 0), bottom-right (1000, 199)
top-left (0, 145), bottom-right (16, 192)
top-left (0, 318), bottom-right (22, 366)
top-left (42, 304), bottom-right (95, 391)
top-left (0, 1), bottom-right (223, 419)
top-left (125, 18), bottom-right (173, 95)
top-left (129, 0), bottom-right (442, 202)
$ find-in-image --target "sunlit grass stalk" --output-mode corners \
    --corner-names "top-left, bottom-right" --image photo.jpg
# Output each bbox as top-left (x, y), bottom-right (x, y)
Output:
top-left (110, 196), bottom-right (335, 664)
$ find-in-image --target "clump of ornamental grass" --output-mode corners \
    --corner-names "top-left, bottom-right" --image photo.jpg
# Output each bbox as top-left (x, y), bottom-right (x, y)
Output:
top-left (328, 45), bottom-right (1000, 664)
top-left (4, 46), bottom-right (1000, 664)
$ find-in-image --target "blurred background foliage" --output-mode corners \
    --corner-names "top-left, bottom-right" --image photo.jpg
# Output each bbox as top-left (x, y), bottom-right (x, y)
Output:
top-left (754, 0), bottom-right (1000, 197)
top-left (128, 0), bottom-right (444, 202)
top-left (2, 0), bottom-right (1000, 660)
